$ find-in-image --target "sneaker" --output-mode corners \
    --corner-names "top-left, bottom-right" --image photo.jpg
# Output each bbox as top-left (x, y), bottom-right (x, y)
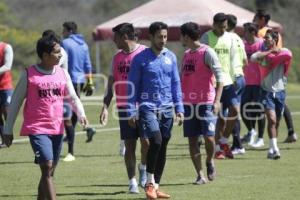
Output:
top-left (267, 150), bottom-right (281, 160)
top-left (250, 138), bottom-right (264, 148)
top-left (248, 130), bottom-right (257, 146)
top-left (119, 140), bottom-right (126, 157)
top-left (206, 162), bottom-right (216, 181)
top-left (214, 151), bottom-right (225, 159)
top-left (193, 176), bottom-right (207, 185)
top-left (156, 189), bottom-right (171, 199)
top-left (63, 153), bottom-right (75, 162)
top-left (220, 143), bottom-right (234, 159)
top-left (241, 130), bottom-right (257, 144)
top-left (145, 183), bottom-right (157, 199)
top-left (86, 127), bottom-right (96, 143)
top-left (231, 148), bottom-right (246, 155)
top-left (0, 143), bottom-right (7, 148)
top-left (139, 165), bottom-right (147, 188)
top-left (129, 183), bottom-right (139, 194)
top-left (283, 133), bottom-right (297, 143)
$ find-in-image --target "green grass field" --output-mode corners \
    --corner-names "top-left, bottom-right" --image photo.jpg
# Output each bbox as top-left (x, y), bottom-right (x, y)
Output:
top-left (0, 84), bottom-right (300, 200)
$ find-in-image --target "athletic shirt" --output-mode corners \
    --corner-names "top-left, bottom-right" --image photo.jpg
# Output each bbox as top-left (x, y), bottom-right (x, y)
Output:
top-left (201, 31), bottom-right (238, 86)
top-left (112, 44), bottom-right (146, 107)
top-left (243, 38), bottom-right (264, 85)
top-left (20, 65), bottom-right (67, 136)
top-left (0, 42), bottom-right (13, 90)
top-left (181, 45), bottom-right (216, 104)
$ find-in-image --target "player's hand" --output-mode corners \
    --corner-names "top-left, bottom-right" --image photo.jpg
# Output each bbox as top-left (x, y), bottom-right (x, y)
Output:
top-left (175, 112), bottom-right (184, 126)
top-left (3, 134), bottom-right (14, 147)
top-left (100, 107), bottom-right (109, 125)
top-left (128, 117), bottom-right (137, 129)
top-left (83, 82), bottom-right (95, 96)
top-left (213, 101), bottom-right (221, 115)
top-left (80, 116), bottom-right (89, 129)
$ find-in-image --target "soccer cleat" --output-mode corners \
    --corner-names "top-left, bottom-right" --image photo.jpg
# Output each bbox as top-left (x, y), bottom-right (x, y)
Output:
top-left (156, 189), bottom-right (171, 199)
top-left (86, 127), bottom-right (96, 143)
top-left (267, 150), bottom-right (280, 160)
top-left (220, 143), bottom-right (234, 159)
top-left (63, 153), bottom-right (75, 162)
top-left (214, 151), bottom-right (225, 159)
top-left (250, 138), bottom-right (264, 148)
top-left (139, 165), bottom-right (147, 188)
top-left (145, 183), bottom-right (157, 199)
top-left (206, 162), bottom-right (216, 181)
top-left (273, 150), bottom-right (281, 160)
top-left (231, 148), bottom-right (246, 155)
top-left (129, 183), bottom-right (139, 194)
top-left (193, 176), bottom-right (207, 185)
top-left (283, 133), bottom-right (297, 143)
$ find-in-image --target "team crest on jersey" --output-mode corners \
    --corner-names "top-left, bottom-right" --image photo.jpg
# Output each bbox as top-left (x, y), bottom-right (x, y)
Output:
top-left (164, 57), bottom-right (172, 65)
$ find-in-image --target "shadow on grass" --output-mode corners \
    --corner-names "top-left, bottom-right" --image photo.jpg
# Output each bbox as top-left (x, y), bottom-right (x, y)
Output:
top-left (0, 194), bottom-right (36, 198)
top-left (60, 154), bottom-right (117, 159)
top-left (57, 191), bottom-right (126, 196)
top-left (67, 184), bottom-right (128, 188)
top-left (0, 161), bottom-right (32, 165)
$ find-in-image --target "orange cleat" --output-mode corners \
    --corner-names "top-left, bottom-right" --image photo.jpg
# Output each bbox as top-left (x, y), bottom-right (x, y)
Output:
top-left (145, 183), bottom-right (157, 199)
top-left (156, 189), bottom-right (171, 199)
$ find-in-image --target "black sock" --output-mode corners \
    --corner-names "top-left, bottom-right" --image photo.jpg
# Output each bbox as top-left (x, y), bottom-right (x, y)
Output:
top-left (146, 132), bottom-right (162, 174)
top-left (154, 137), bottom-right (170, 184)
top-left (65, 125), bottom-right (75, 155)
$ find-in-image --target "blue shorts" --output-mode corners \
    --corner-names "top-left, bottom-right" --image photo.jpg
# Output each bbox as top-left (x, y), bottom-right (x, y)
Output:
top-left (138, 109), bottom-right (173, 139)
top-left (118, 108), bottom-right (142, 140)
top-left (0, 90), bottom-right (13, 107)
top-left (221, 84), bottom-right (239, 110)
top-left (261, 90), bottom-right (286, 119)
top-left (234, 76), bottom-right (246, 102)
top-left (29, 134), bottom-right (63, 164)
top-left (63, 102), bottom-right (72, 120)
top-left (241, 85), bottom-right (263, 105)
top-left (183, 104), bottom-right (217, 137)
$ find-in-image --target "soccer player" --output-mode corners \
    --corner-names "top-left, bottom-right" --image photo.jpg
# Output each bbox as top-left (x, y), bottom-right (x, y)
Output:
top-left (253, 10), bottom-right (297, 143)
top-left (61, 21), bottom-right (96, 162)
top-left (226, 14), bottom-right (247, 154)
top-left (3, 35), bottom-right (88, 200)
top-left (180, 22), bottom-right (223, 184)
top-left (201, 13), bottom-right (242, 159)
top-left (251, 29), bottom-right (292, 159)
top-left (128, 22), bottom-right (184, 199)
top-left (99, 23), bottom-right (149, 193)
top-left (240, 23), bottom-right (266, 148)
top-left (0, 40), bottom-right (13, 148)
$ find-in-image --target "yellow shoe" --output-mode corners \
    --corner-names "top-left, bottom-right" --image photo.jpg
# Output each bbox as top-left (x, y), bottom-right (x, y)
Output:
top-left (63, 153), bottom-right (75, 162)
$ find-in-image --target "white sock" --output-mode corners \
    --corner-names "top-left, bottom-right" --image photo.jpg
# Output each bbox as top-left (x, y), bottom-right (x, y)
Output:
top-left (129, 178), bottom-right (137, 186)
top-left (154, 183), bottom-right (159, 190)
top-left (219, 137), bottom-right (228, 144)
top-left (139, 164), bottom-right (146, 170)
top-left (147, 173), bottom-right (155, 184)
top-left (271, 138), bottom-right (279, 152)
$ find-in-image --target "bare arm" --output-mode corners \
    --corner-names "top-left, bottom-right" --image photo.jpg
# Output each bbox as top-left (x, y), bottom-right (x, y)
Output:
top-left (0, 45), bottom-right (13, 75)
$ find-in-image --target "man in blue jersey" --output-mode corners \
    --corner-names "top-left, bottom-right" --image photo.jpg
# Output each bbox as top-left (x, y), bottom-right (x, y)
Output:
top-left (127, 22), bottom-right (184, 199)
top-left (61, 21), bottom-right (96, 162)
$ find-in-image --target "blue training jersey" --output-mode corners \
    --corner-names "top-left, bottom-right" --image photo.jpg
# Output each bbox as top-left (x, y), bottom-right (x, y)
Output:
top-left (127, 47), bottom-right (184, 117)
